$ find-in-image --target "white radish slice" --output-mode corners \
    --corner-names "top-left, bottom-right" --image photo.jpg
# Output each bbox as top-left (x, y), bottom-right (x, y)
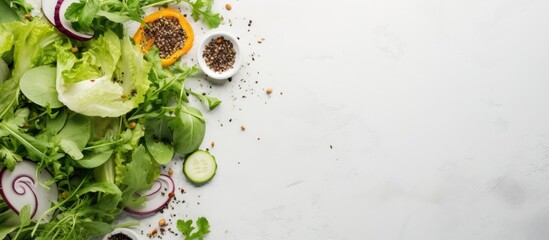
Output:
top-left (53, 0), bottom-right (94, 41)
top-left (41, 0), bottom-right (56, 25)
top-left (124, 174), bottom-right (175, 216)
top-left (0, 161), bottom-right (58, 221)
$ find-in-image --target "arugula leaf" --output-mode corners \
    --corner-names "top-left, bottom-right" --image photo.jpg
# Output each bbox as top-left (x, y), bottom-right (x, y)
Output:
top-left (177, 217), bottom-right (211, 240)
top-left (184, 0), bottom-right (222, 29)
top-left (186, 89), bottom-right (221, 110)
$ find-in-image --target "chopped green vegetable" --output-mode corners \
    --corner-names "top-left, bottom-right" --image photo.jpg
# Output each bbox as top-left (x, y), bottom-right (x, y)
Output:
top-left (184, 0), bottom-right (223, 29)
top-left (177, 217), bottom-right (211, 240)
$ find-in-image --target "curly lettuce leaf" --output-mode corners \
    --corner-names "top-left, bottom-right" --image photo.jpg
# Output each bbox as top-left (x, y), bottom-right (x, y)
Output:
top-left (56, 31), bottom-right (151, 117)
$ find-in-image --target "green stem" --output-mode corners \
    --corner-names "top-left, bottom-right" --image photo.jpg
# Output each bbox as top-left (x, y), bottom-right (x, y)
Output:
top-left (31, 174), bottom-right (90, 236)
top-left (83, 138), bottom-right (124, 151)
top-left (115, 221), bottom-right (140, 228)
top-left (141, 0), bottom-right (181, 9)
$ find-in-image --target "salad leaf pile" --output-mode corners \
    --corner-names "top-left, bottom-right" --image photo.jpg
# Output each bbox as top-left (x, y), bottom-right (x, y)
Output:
top-left (0, 0), bottom-right (222, 239)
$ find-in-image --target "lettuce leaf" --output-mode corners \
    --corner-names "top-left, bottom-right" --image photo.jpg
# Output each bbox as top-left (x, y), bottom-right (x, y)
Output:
top-left (0, 20), bottom-right (63, 120)
top-left (56, 31), bottom-right (151, 117)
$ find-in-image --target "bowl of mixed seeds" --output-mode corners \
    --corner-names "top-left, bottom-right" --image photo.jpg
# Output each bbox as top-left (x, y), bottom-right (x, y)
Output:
top-left (197, 31), bottom-right (241, 80)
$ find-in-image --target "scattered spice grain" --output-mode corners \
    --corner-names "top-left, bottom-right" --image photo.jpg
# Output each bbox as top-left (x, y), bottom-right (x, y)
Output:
top-left (225, 4), bottom-right (232, 10)
top-left (266, 87), bottom-right (273, 94)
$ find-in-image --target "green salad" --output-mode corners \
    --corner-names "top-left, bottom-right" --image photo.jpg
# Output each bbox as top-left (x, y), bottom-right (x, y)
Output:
top-left (0, 0), bottom-right (222, 239)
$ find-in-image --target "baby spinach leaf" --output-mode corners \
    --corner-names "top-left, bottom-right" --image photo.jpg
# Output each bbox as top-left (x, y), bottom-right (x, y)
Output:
top-left (56, 114), bottom-right (90, 160)
top-left (60, 139), bottom-right (84, 160)
top-left (20, 66), bottom-right (64, 108)
top-left (145, 117), bottom-right (174, 165)
top-left (169, 106), bottom-right (205, 156)
top-left (58, 114), bottom-right (91, 151)
top-left (46, 110), bottom-right (68, 135)
top-left (76, 148), bottom-right (113, 169)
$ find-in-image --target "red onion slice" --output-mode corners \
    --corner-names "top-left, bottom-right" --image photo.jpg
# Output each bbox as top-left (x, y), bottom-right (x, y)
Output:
top-left (0, 161), bottom-right (57, 220)
top-left (53, 0), bottom-right (94, 41)
top-left (41, 0), bottom-right (56, 25)
top-left (124, 174), bottom-right (175, 216)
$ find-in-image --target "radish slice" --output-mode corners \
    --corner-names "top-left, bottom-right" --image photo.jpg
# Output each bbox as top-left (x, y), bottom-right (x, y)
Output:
top-left (0, 161), bottom-right (57, 221)
top-left (124, 174), bottom-right (175, 216)
top-left (53, 0), bottom-right (94, 41)
top-left (41, 0), bottom-right (56, 25)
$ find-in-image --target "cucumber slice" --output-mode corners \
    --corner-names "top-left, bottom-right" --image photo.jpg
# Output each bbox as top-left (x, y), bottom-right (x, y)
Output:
top-left (183, 150), bottom-right (217, 184)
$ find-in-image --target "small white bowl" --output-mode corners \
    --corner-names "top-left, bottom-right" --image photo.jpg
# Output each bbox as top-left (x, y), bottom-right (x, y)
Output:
top-left (197, 31), bottom-right (242, 80)
top-left (102, 228), bottom-right (142, 240)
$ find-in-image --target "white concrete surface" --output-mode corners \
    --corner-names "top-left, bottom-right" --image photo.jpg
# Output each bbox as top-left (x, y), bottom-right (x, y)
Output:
top-left (129, 0), bottom-right (549, 239)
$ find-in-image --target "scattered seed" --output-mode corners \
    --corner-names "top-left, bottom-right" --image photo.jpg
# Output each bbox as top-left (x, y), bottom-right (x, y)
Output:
top-left (151, 228), bottom-right (158, 235)
top-left (225, 3), bottom-right (232, 10)
top-left (159, 219), bottom-right (166, 227)
top-left (61, 192), bottom-right (68, 199)
top-left (210, 141), bottom-right (215, 148)
top-left (266, 87), bottom-right (273, 94)
top-left (129, 121), bottom-right (136, 129)
top-left (70, 47), bottom-right (78, 53)
top-left (168, 168), bottom-right (174, 176)
top-left (24, 13), bottom-right (32, 20)
top-left (168, 192), bottom-right (175, 198)
top-left (240, 125), bottom-right (246, 131)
